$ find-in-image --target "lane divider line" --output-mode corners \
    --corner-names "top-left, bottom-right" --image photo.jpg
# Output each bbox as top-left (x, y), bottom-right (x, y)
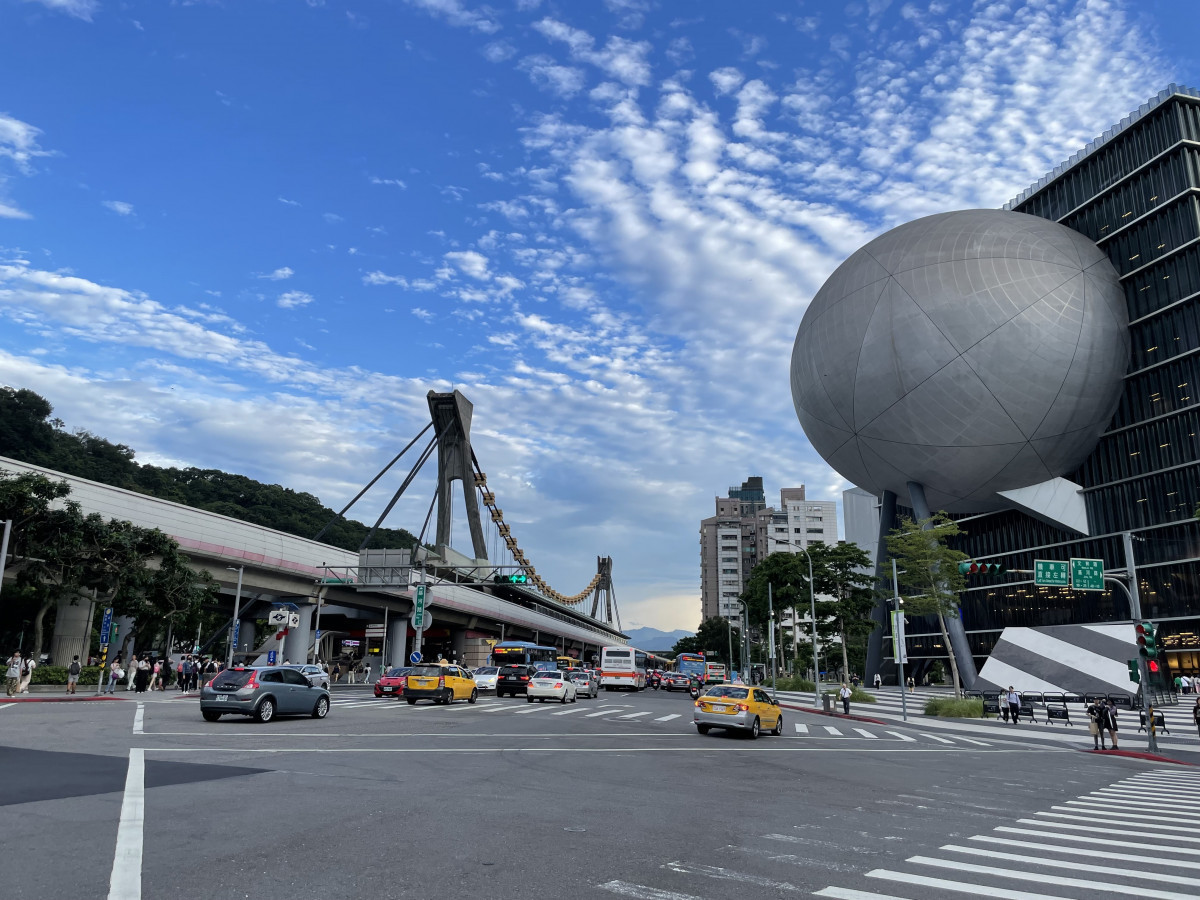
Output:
top-left (107, 748), bottom-right (144, 900)
top-left (132, 702), bottom-right (144, 735)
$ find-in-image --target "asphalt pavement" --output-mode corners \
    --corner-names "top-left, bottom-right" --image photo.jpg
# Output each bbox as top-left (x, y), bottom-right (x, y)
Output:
top-left (1, 685), bottom-right (1194, 899)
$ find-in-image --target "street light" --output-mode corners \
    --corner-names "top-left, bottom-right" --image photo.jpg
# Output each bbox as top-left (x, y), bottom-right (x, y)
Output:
top-left (226, 565), bottom-right (244, 669)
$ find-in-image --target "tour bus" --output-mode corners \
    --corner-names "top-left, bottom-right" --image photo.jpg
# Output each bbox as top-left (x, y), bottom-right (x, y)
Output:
top-left (704, 661), bottom-right (727, 684)
top-left (676, 652), bottom-right (706, 682)
top-left (491, 641), bottom-right (558, 671)
top-left (600, 645), bottom-right (647, 691)
top-left (557, 655), bottom-right (582, 672)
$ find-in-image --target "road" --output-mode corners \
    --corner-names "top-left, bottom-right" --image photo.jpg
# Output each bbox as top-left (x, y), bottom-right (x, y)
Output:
top-left (2, 686), bottom-right (1196, 899)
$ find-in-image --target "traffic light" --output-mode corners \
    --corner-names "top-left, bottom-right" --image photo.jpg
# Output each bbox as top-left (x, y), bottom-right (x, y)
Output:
top-left (1127, 659), bottom-right (1140, 683)
top-left (958, 560), bottom-right (1008, 576)
top-left (493, 573), bottom-right (528, 584)
top-left (1136, 621), bottom-right (1158, 659)
top-left (1148, 659), bottom-right (1161, 675)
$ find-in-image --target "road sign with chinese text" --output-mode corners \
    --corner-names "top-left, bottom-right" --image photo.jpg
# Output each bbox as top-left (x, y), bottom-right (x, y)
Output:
top-left (1034, 560), bottom-right (1070, 587)
top-left (1070, 558), bottom-right (1104, 591)
top-left (891, 609), bottom-right (907, 664)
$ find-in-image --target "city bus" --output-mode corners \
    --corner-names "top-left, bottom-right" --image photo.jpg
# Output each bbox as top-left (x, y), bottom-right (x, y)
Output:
top-left (676, 652), bottom-right (706, 682)
top-left (491, 641), bottom-right (558, 671)
top-left (600, 645), bottom-right (647, 691)
top-left (557, 655), bottom-right (583, 671)
top-left (704, 661), bottom-right (727, 684)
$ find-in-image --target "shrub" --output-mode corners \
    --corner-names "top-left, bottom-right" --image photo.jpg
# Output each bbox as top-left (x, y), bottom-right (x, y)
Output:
top-left (822, 686), bottom-right (877, 703)
top-left (774, 676), bottom-right (816, 692)
top-left (30, 665), bottom-right (105, 685)
top-left (924, 697), bottom-right (983, 717)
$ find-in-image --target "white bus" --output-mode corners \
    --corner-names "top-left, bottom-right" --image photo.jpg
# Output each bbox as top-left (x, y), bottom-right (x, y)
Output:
top-left (704, 661), bottom-right (727, 684)
top-left (600, 645), bottom-right (647, 691)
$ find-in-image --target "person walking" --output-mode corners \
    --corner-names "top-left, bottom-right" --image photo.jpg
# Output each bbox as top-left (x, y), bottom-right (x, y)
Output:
top-left (1087, 697), bottom-right (1107, 750)
top-left (18, 657), bottom-right (36, 694)
top-left (332, 661), bottom-right (341, 684)
top-left (872, 673), bottom-right (881, 690)
top-left (347, 661), bottom-right (357, 685)
top-left (1006, 686), bottom-right (1021, 724)
top-left (180, 656), bottom-right (193, 692)
top-left (363, 661), bottom-right (372, 684)
top-left (1181, 674), bottom-right (1192, 695)
top-left (906, 676), bottom-right (915, 694)
top-left (5, 651), bottom-right (22, 697)
top-left (1192, 697), bottom-right (1200, 739)
top-left (107, 656), bottom-right (123, 694)
top-left (134, 656), bottom-right (150, 693)
top-left (1102, 699), bottom-right (1120, 750)
top-left (150, 659), bottom-right (161, 691)
top-left (839, 682), bottom-right (852, 715)
top-left (67, 655), bottom-right (82, 695)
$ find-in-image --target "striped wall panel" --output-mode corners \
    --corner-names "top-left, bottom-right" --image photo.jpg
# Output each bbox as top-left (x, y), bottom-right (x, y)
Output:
top-left (977, 623), bottom-right (1139, 696)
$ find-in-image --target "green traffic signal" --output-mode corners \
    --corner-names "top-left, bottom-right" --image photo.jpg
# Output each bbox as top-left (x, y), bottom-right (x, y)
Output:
top-left (493, 573), bottom-right (528, 584)
top-left (1127, 659), bottom-right (1140, 683)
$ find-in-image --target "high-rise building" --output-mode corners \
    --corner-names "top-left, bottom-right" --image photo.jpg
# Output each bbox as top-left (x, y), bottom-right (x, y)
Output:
top-left (892, 86), bottom-right (1200, 677)
top-left (700, 478), bottom-right (837, 623)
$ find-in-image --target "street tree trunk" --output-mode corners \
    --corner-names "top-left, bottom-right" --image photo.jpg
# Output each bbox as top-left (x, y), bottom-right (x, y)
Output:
top-left (31, 595), bottom-right (54, 660)
top-left (839, 619), bottom-right (850, 684)
top-left (936, 613), bottom-right (962, 699)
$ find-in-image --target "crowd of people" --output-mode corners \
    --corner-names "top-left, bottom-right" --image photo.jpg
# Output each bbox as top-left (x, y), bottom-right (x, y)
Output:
top-left (98, 652), bottom-right (222, 693)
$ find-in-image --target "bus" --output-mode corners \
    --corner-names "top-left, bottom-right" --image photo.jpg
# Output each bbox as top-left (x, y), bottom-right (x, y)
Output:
top-left (704, 661), bottom-right (727, 684)
top-left (676, 652), bottom-right (706, 682)
top-left (557, 655), bottom-right (583, 672)
top-left (600, 645), bottom-right (647, 691)
top-left (491, 641), bottom-right (558, 671)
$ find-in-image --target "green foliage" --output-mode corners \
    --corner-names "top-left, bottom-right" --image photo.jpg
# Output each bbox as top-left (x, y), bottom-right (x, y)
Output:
top-left (923, 697), bottom-right (984, 717)
top-left (886, 514), bottom-right (969, 618)
top-left (672, 617), bottom-right (741, 670)
top-left (774, 675), bottom-right (816, 692)
top-left (0, 387), bottom-right (418, 553)
top-left (30, 665), bottom-right (104, 685)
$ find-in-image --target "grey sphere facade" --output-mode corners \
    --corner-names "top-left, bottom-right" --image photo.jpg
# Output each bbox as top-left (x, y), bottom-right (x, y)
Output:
top-left (790, 209), bottom-right (1129, 513)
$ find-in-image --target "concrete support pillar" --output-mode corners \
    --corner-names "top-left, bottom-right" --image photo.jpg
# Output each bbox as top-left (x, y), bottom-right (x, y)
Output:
top-left (450, 628), bottom-right (466, 665)
top-left (237, 620), bottom-right (256, 658)
top-left (50, 592), bottom-right (95, 666)
top-left (284, 604), bottom-right (314, 665)
top-left (387, 615), bottom-right (409, 668)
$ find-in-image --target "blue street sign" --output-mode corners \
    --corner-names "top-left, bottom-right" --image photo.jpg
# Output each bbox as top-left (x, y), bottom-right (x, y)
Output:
top-left (231, 620), bottom-right (240, 650)
top-left (267, 650), bottom-right (277, 665)
top-left (99, 607), bottom-right (113, 644)
top-left (409, 651), bottom-right (422, 664)
top-left (315, 629), bottom-right (322, 640)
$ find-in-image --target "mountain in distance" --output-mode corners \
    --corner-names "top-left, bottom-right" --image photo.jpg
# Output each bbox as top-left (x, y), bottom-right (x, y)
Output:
top-left (623, 626), bottom-right (694, 651)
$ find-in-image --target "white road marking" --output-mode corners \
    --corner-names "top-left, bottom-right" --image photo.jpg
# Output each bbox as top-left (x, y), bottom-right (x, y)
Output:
top-left (993, 827), bottom-right (1200, 857)
top-left (618, 711), bottom-right (652, 719)
top-left (597, 880), bottom-right (705, 900)
top-left (551, 707), bottom-right (586, 716)
top-left (132, 702), bottom-right (144, 735)
top-left (941, 844), bottom-right (1200, 884)
top-left (794, 724), bottom-right (808, 734)
top-left (886, 731), bottom-right (915, 742)
top-left (1064, 800), bottom-right (1200, 823)
top-left (654, 714), bottom-right (681, 722)
top-left (908, 854), bottom-right (1198, 898)
top-left (1016, 818), bottom-right (1200, 844)
top-left (919, 733), bottom-right (954, 744)
top-left (762, 833), bottom-right (804, 843)
top-left (0, 702), bottom-right (16, 710)
top-left (867, 869), bottom-right (1073, 899)
top-left (954, 736), bottom-right (991, 746)
top-left (585, 710), bottom-right (614, 717)
top-left (512, 704), bottom-right (558, 714)
top-left (107, 748), bottom-right (144, 900)
top-left (823, 725), bottom-right (842, 735)
top-left (144, 745), bottom-right (1022, 755)
top-left (664, 860), bottom-right (801, 891)
top-left (815, 888), bottom-right (913, 900)
top-left (852, 728), bottom-right (876, 739)
top-left (1037, 811), bottom-right (1200, 832)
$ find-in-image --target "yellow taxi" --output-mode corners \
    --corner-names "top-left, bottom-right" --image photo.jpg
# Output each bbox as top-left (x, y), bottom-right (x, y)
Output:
top-left (693, 683), bottom-right (782, 738)
top-left (402, 662), bottom-right (478, 705)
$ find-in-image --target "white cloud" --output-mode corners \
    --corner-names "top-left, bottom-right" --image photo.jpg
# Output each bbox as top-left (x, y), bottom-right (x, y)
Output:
top-left (482, 40), bottom-right (517, 62)
top-left (277, 290), bottom-right (314, 309)
top-left (443, 250), bottom-right (491, 280)
top-left (101, 200), bottom-right (134, 216)
top-left (260, 266), bottom-right (294, 281)
top-left (518, 55), bottom-right (586, 97)
top-left (22, 0), bottom-right (98, 21)
top-left (0, 202), bottom-right (31, 220)
top-left (411, 307), bottom-right (434, 321)
top-left (369, 176), bottom-right (408, 188)
top-left (363, 271), bottom-right (408, 286)
top-left (278, 197), bottom-right (301, 206)
top-left (323, 212), bottom-right (343, 224)
top-left (404, 0), bottom-right (500, 34)
top-left (533, 18), bottom-right (652, 86)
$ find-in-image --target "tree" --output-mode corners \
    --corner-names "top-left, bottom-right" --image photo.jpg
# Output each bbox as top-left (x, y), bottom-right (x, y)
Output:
top-left (808, 542), bottom-right (876, 682)
top-left (673, 617), bottom-right (742, 672)
top-left (886, 513), bottom-right (970, 698)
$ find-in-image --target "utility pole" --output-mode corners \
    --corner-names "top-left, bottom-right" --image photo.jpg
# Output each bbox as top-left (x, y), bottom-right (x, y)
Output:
top-left (893, 558), bottom-right (908, 723)
top-left (1122, 530), bottom-right (1157, 754)
top-left (226, 566), bottom-right (244, 669)
top-left (0, 518), bottom-right (11, 602)
top-left (768, 581), bottom-right (777, 699)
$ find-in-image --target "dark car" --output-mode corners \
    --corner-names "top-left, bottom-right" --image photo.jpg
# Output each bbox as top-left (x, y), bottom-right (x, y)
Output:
top-left (496, 664), bottom-right (538, 697)
top-left (661, 672), bottom-right (691, 692)
top-left (199, 666), bottom-right (330, 723)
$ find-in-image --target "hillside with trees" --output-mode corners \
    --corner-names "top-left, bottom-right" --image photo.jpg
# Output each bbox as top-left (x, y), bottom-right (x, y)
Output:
top-left (0, 387), bottom-right (417, 553)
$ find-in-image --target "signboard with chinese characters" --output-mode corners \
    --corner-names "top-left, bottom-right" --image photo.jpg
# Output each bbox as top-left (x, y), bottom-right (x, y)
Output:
top-left (1033, 560), bottom-right (1070, 587)
top-left (1070, 558), bottom-right (1105, 592)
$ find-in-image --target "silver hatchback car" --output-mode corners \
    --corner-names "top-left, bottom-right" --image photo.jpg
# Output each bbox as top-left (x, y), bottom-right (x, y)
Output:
top-left (567, 669), bottom-right (598, 698)
top-left (200, 666), bottom-right (330, 723)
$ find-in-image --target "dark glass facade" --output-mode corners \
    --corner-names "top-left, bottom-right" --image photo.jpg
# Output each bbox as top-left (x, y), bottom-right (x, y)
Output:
top-left (898, 88), bottom-right (1200, 676)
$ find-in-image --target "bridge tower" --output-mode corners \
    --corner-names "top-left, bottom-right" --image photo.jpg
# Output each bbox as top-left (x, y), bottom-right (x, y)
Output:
top-left (589, 556), bottom-right (619, 630)
top-left (427, 390), bottom-right (489, 562)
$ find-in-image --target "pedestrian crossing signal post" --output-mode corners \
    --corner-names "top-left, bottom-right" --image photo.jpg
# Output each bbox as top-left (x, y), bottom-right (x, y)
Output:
top-left (891, 558), bottom-right (908, 723)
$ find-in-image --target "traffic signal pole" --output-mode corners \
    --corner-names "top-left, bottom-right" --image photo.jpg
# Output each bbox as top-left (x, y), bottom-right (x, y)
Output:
top-left (1122, 530), bottom-right (1158, 754)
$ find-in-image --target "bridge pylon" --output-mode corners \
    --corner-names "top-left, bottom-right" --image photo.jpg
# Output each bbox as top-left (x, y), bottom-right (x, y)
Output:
top-left (427, 390), bottom-right (489, 562)
top-left (589, 556), bottom-right (620, 630)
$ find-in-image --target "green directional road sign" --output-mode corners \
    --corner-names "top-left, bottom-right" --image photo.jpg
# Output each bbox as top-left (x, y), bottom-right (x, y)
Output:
top-left (1034, 560), bottom-right (1070, 587)
top-left (1070, 557), bottom-right (1105, 592)
top-left (413, 583), bottom-right (426, 624)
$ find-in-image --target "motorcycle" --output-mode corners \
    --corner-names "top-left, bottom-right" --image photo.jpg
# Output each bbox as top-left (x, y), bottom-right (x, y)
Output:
top-left (688, 677), bottom-right (701, 700)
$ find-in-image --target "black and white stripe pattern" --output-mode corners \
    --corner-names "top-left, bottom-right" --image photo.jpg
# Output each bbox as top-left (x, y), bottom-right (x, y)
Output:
top-left (977, 623), bottom-right (1139, 696)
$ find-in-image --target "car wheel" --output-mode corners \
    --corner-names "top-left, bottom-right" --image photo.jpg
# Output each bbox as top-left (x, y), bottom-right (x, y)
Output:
top-left (527, 696), bottom-right (534, 703)
top-left (469, 688), bottom-right (478, 704)
top-left (407, 697), bottom-right (417, 705)
top-left (560, 693), bottom-right (567, 704)
top-left (571, 693), bottom-right (577, 703)
top-left (202, 710), bottom-right (222, 722)
top-left (313, 696), bottom-right (329, 719)
top-left (697, 724), bottom-right (710, 735)
top-left (772, 714), bottom-right (783, 736)
top-left (256, 698), bottom-right (276, 723)
top-left (444, 691), bottom-right (453, 705)
top-left (748, 716), bottom-right (760, 739)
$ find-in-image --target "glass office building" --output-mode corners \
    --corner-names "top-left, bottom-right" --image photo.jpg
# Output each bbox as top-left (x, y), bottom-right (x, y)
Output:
top-left (897, 85), bottom-right (1200, 680)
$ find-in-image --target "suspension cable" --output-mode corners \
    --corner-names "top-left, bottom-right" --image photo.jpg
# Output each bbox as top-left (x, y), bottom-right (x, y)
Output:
top-left (357, 435), bottom-right (438, 552)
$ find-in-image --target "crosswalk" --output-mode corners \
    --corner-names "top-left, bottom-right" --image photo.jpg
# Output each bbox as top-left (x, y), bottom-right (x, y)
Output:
top-left (790, 721), bottom-right (991, 745)
top-left (590, 768), bottom-right (1200, 900)
top-left (330, 696), bottom-right (686, 724)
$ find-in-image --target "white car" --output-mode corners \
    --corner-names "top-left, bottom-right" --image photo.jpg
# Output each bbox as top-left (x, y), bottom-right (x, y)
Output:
top-left (473, 666), bottom-right (499, 691)
top-left (285, 664), bottom-right (329, 690)
top-left (567, 670), bottom-right (598, 698)
top-left (526, 670), bottom-right (578, 704)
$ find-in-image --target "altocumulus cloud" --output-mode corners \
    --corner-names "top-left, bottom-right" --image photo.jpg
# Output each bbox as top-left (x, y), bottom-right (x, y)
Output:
top-left (277, 290), bottom-right (314, 309)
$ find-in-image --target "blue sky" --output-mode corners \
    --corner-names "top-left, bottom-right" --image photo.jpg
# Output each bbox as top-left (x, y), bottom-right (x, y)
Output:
top-left (1, 0), bottom-right (1197, 631)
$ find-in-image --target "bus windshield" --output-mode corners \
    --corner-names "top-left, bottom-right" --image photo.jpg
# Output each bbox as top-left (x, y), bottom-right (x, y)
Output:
top-left (676, 654), bottom-right (705, 679)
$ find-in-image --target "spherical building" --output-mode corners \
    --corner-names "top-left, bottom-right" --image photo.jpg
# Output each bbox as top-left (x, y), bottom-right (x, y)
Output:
top-left (790, 209), bottom-right (1129, 513)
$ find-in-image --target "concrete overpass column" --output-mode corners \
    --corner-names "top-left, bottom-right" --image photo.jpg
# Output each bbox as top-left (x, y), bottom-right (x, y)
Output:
top-left (236, 619), bottom-right (256, 658)
top-left (50, 592), bottom-right (95, 665)
top-left (450, 628), bottom-right (466, 666)
top-left (387, 616), bottom-right (408, 668)
top-left (284, 603), bottom-right (314, 664)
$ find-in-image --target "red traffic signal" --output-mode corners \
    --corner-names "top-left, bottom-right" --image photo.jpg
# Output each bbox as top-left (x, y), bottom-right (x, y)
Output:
top-left (1148, 659), bottom-right (1160, 674)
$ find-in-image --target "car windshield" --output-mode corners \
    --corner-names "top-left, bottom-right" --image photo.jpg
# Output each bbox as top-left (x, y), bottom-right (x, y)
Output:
top-left (500, 665), bottom-right (529, 675)
top-left (474, 667), bottom-right (497, 675)
top-left (409, 665), bottom-right (445, 677)
top-left (384, 667), bottom-right (410, 677)
top-left (535, 671), bottom-right (563, 680)
top-left (567, 672), bottom-right (588, 680)
top-left (213, 669), bottom-right (255, 689)
top-left (704, 686), bottom-right (748, 699)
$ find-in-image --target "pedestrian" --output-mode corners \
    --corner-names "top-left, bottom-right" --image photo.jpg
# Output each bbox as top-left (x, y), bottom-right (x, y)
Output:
top-left (1193, 697), bottom-right (1200, 739)
top-left (150, 659), bottom-right (161, 691)
top-left (1181, 674), bottom-right (1192, 695)
top-left (5, 651), bottom-right (21, 697)
top-left (332, 661), bottom-right (341, 683)
top-left (839, 681), bottom-right (852, 715)
top-left (364, 661), bottom-right (372, 684)
top-left (1000, 692), bottom-right (1010, 723)
top-left (18, 656), bottom-right (36, 693)
top-left (1006, 686), bottom-right (1021, 724)
top-left (873, 673), bottom-right (882, 690)
top-left (906, 676), bottom-right (915, 694)
top-left (203, 657), bottom-right (217, 686)
top-left (1102, 699), bottom-right (1120, 750)
top-left (126, 654), bottom-right (136, 691)
top-left (175, 657), bottom-right (184, 690)
top-left (182, 656), bottom-right (194, 692)
top-left (347, 661), bottom-right (357, 685)
top-left (67, 655), bottom-right (82, 695)
top-left (1087, 697), bottom-right (1106, 750)
top-left (108, 656), bottom-right (123, 694)
top-left (1174, 674), bottom-right (1182, 693)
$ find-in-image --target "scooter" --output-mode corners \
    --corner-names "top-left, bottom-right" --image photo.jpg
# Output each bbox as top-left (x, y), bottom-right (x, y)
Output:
top-left (688, 677), bottom-right (701, 700)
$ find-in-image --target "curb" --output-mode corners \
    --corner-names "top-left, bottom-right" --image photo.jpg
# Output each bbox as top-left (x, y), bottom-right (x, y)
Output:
top-left (777, 701), bottom-right (888, 726)
top-left (1080, 748), bottom-right (1195, 766)
top-left (1, 695), bottom-right (124, 703)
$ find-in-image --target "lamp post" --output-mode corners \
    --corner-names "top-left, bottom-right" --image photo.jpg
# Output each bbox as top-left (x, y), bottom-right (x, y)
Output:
top-left (225, 566), bottom-right (244, 669)
top-left (0, 518), bottom-right (11, 602)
